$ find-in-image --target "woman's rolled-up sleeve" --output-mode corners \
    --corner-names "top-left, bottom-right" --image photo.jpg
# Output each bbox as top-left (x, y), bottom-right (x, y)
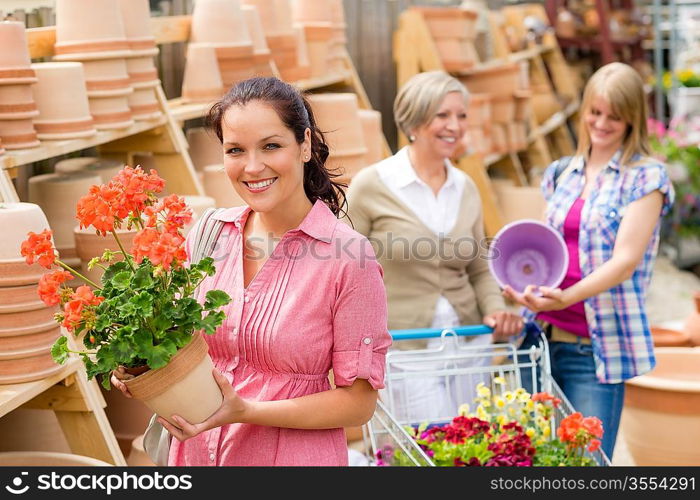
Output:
top-left (331, 237), bottom-right (391, 390)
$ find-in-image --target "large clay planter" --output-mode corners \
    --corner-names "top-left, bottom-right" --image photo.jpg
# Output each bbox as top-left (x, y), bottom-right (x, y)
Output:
top-left (53, 0), bottom-right (131, 61)
top-left (0, 330), bottom-right (64, 384)
top-left (31, 62), bottom-right (96, 140)
top-left (0, 259), bottom-right (48, 287)
top-left (0, 409), bottom-right (71, 453)
top-left (126, 56), bottom-right (160, 89)
top-left (358, 109), bottom-right (384, 166)
top-left (182, 44), bottom-right (225, 104)
top-left (88, 95), bottom-right (134, 130)
top-left (81, 59), bottom-right (132, 97)
top-left (0, 84), bottom-right (38, 120)
top-left (684, 292), bottom-right (700, 346)
top-left (203, 165), bottom-right (246, 208)
top-left (28, 172), bottom-right (101, 263)
top-left (490, 94), bottom-right (516, 124)
top-left (74, 226), bottom-right (137, 286)
top-left (0, 451), bottom-right (112, 466)
top-left (267, 33), bottom-right (299, 74)
top-left (117, 0), bottom-right (158, 56)
top-left (55, 157), bottom-right (123, 183)
top-left (434, 38), bottom-right (479, 72)
top-left (101, 383), bottom-right (156, 456)
top-left (0, 284), bottom-right (44, 314)
top-left (651, 325), bottom-right (692, 347)
top-left (242, 0), bottom-right (294, 35)
top-left (622, 347), bottom-right (700, 465)
top-left (0, 22), bottom-right (37, 85)
top-left (307, 93), bottom-right (367, 157)
top-left (128, 87), bottom-right (161, 121)
top-left (415, 6), bottom-right (478, 39)
top-left (123, 334), bottom-right (224, 426)
top-left (0, 202), bottom-right (51, 261)
top-left (0, 118), bottom-right (39, 150)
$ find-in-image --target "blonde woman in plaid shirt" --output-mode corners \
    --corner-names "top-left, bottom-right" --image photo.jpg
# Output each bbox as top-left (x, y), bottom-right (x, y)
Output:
top-left (504, 63), bottom-right (674, 459)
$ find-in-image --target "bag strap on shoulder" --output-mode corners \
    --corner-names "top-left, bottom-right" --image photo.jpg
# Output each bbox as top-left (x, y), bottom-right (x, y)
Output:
top-left (553, 155), bottom-right (574, 189)
top-left (190, 207), bottom-right (227, 264)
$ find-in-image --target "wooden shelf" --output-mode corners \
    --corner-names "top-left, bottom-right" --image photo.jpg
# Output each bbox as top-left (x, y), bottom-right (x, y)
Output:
top-left (1, 117), bottom-right (168, 170)
top-left (529, 99), bottom-right (579, 143)
top-left (0, 358), bottom-right (81, 417)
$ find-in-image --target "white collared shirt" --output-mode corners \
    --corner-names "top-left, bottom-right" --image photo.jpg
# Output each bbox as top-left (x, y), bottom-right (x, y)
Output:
top-left (375, 147), bottom-right (467, 329)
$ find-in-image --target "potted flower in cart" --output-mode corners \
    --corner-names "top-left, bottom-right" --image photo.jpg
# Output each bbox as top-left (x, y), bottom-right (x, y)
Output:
top-left (20, 166), bottom-right (231, 426)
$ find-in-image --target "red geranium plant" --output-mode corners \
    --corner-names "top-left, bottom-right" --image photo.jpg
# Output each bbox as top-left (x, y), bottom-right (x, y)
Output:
top-left (21, 166), bottom-right (231, 388)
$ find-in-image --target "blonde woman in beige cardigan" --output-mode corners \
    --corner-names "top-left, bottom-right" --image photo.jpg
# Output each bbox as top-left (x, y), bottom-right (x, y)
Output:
top-left (345, 71), bottom-right (523, 422)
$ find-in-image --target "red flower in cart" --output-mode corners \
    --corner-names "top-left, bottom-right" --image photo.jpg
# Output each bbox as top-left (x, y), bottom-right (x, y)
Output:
top-left (532, 392), bottom-right (562, 408)
top-left (21, 229), bottom-right (57, 268)
top-left (557, 412), bottom-right (604, 453)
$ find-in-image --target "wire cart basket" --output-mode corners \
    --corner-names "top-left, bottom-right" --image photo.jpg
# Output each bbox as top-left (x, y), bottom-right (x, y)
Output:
top-left (363, 324), bottom-right (611, 467)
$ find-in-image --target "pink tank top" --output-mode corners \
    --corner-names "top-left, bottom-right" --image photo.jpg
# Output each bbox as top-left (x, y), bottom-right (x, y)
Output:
top-left (538, 198), bottom-right (590, 337)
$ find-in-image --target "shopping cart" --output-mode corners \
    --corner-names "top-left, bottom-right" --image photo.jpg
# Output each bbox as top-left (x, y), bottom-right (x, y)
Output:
top-left (362, 324), bottom-right (611, 466)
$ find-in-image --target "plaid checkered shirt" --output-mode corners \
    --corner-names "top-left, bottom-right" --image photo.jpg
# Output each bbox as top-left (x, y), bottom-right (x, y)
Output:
top-left (521, 151), bottom-right (674, 383)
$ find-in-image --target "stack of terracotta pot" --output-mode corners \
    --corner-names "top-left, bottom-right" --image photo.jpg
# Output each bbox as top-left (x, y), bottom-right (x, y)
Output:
top-left (327, 0), bottom-right (348, 74)
top-left (357, 109), bottom-right (385, 166)
top-left (28, 171), bottom-right (101, 269)
top-left (0, 21), bottom-right (40, 150)
top-left (31, 62), bottom-right (97, 140)
top-left (461, 93), bottom-right (492, 156)
top-left (189, 0), bottom-right (255, 91)
top-left (181, 44), bottom-right (224, 104)
top-left (459, 62), bottom-right (531, 155)
top-left (242, 0), bottom-right (309, 82)
top-left (117, 0), bottom-right (162, 121)
top-left (202, 165), bottom-right (246, 208)
top-left (53, 0), bottom-right (135, 130)
top-left (291, 0), bottom-right (335, 80)
top-left (415, 6), bottom-right (479, 72)
top-left (186, 127), bottom-right (223, 171)
top-left (0, 203), bottom-right (63, 385)
top-left (242, 5), bottom-right (276, 77)
top-left (307, 93), bottom-right (368, 183)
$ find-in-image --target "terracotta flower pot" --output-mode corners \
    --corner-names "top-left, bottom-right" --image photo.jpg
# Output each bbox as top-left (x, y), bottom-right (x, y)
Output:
top-left (459, 62), bottom-right (521, 96)
top-left (651, 325), bottom-right (692, 347)
top-left (88, 94), bottom-right (135, 130)
top-left (267, 33), bottom-right (299, 73)
top-left (277, 27), bottom-right (312, 81)
top-left (0, 338), bottom-right (64, 384)
top-left (54, 0), bottom-right (131, 61)
top-left (0, 84), bottom-right (38, 120)
top-left (0, 409), bottom-right (71, 453)
top-left (684, 292), bottom-right (700, 346)
top-left (0, 259), bottom-right (48, 287)
top-left (298, 23), bottom-right (333, 79)
top-left (128, 87), bottom-right (162, 121)
top-left (514, 89), bottom-right (532, 121)
top-left (243, 5), bottom-right (271, 54)
top-left (0, 318), bottom-right (59, 355)
top-left (532, 92), bottom-right (562, 125)
top-left (414, 6), bottom-right (478, 40)
top-left (117, 0), bottom-right (158, 55)
top-left (307, 93), bottom-right (367, 157)
top-left (622, 347), bottom-right (700, 466)
top-left (490, 122), bottom-right (508, 155)
top-left (0, 202), bottom-right (51, 261)
top-left (31, 62), bottom-right (97, 140)
top-left (203, 165), bottom-right (246, 208)
top-left (181, 44), bottom-right (225, 104)
top-left (0, 22), bottom-right (37, 86)
top-left (0, 451), bottom-right (112, 466)
top-left (326, 152), bottom-right (369, 183)
top-left (358, 109), bottom-right (384, 166)
top-left (291, 0), bottom-right (333, 24)
top-left (505, 121), bottom-right (528, 152)
top-left (28, 172), bottom-right (102, 258)
top-left (123, 334), bottom-right (224, 426)
top-left (466, 93), bottom-right (491, 127)
top-left (186, 127), bottom-right (223, 171)
top-left (126, 57), bottom-right (160, 89)
top-left (489, 94), bottom-right (516, 125)
top-left (0, 284), bottom-right (44, 314)
top-left (218, 55), bottom-right (257, 89)
top-left (191, 0), bottom-right (253, 47)
top-left (434, 38), bottom-right (479, 72)
top-left (73, 225), bottom-right (137, 286)
top-left (55, 157), bottom-right (123, 183)
top-left (0, 118), bottom-right (39, 150)
top-left (81, 58), bottom-right (133, 98)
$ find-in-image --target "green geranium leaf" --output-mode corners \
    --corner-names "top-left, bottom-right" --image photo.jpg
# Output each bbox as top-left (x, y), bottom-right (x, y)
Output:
top-left (51, 336), bottom-right (69, 364)
top-left (204, 290), bottom-right (232, 310)
top-left (133, 329), bottom-right (154, 359)
top-left (131, 292), bottom-right (154, 316)
top-left (110, 334), bottom-right (134, 363)
top-left (196, 257), bottom-right (216, 276)
top-left (201, 311), bottom-right (225, 335)
top-left (111, 271), bottom-right (131, 290)
top-left (102, 261), bottom-right (130, 283)
top-left (147, 339), bottom-right (177, 369)
top-left (132, 266), bottom-right (155, 289)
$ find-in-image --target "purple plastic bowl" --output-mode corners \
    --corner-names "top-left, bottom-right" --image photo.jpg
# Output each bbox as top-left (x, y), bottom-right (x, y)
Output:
top-left (488, 219), bottom-right (568, 293)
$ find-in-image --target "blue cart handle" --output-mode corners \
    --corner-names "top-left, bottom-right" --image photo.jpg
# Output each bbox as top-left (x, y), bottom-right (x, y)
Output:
top-left (389, 325), bottom-right (494, 341)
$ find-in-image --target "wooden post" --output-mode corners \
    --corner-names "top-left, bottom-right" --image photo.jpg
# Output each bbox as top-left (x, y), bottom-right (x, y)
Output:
top-left (456, 154), bottom-right (505, 237)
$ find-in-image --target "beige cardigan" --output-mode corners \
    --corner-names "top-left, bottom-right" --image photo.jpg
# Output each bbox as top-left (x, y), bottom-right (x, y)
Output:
top-left (345, 163), bottom-right (505, 345)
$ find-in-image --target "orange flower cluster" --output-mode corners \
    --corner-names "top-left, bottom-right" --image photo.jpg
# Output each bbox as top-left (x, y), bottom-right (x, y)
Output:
top-left (132, 228), bottom-right (187, 271)
top-left (557, 412), bottom-right (603, 453)
top-left (20, 229), bottom-right (57, 269)
top-left (38, 270), bottom-right (74, 306)
top-left (144, 194), bottom-right (193, 235)
top-left (532, 392), bottom-right (562, 407)
top-left (76, 166), bottom-right (165, 235)
top-left (62, 285), bottom-right (104, 331)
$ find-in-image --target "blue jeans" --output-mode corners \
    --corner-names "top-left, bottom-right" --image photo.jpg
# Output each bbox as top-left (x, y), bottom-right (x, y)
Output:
top-left (519, 327), bottom-right (625, 461)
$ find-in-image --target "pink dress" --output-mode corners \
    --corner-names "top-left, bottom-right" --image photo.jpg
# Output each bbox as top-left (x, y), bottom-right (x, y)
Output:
top-left (169, 200), bottom-right (391, 466)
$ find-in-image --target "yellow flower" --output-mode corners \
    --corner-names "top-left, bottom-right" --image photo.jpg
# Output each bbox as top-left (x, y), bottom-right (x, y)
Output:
top-left (477, 405), bottom-right (488, 420)
top-left (515, 388), bottom-right (527, 397)
top-left (477, 383), bottom-right (491, 398)
top-left (505, 391), bottom-right (515, 403)
top-left (543, 426), bottom-right (551, 437)
top-left (458, 403), bottom-right (470, 416)
top-left (493, 376), bottom-right (506, 385)
top-left (526, 400), bottom-right (535, 411)
top-left (518, 393), bottom-right (530, 403)
top-left (508, 407), bottom-right (517, 417)
top-left (526, 427), bottom-right (536, 438)
top-left (519, 415), bottom-right (529, 425)
top-left (497, 415), bottom-right (507, 426)
top-left (494, 396), bottom-right (506, 409)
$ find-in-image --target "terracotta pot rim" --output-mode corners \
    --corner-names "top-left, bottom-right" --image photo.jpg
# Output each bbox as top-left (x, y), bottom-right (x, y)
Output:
top-left (0, 319), bottom-right (58, 338)
top-left (0, 363), bottom-right (64, 384)
top-left (0, 342), bottom-right (53, 360)
top-left (413, 6), bottom-right (478, 19)
top-left (123, 333), bottom-right (209, 400)
top-left (53, 49), bottom-right (134, 62)
top-left (0, 297), bottom-right (47, 314)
